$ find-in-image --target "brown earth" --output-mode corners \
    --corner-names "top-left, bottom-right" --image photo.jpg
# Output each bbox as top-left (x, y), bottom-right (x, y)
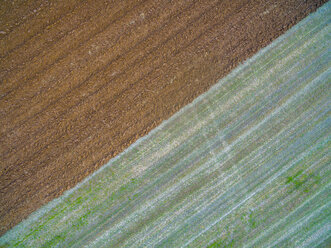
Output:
top-left (0, 0), bottom-right (327, 235)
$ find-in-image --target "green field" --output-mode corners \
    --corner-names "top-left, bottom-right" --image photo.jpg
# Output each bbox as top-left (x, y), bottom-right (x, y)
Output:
top-left (0, 2), bottom-right (330, 247)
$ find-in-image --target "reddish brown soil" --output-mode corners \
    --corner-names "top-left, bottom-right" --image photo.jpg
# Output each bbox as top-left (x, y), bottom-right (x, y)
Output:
top-left (0, 0), bottom-right (326, 235)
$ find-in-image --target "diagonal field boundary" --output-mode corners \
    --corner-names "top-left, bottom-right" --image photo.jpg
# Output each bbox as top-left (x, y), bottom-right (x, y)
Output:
top-left (1, 2), bottom-right (330, 247)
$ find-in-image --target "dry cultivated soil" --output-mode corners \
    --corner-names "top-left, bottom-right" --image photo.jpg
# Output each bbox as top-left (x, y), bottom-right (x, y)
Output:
top-left (0, 0), bottom-right (327, 235)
